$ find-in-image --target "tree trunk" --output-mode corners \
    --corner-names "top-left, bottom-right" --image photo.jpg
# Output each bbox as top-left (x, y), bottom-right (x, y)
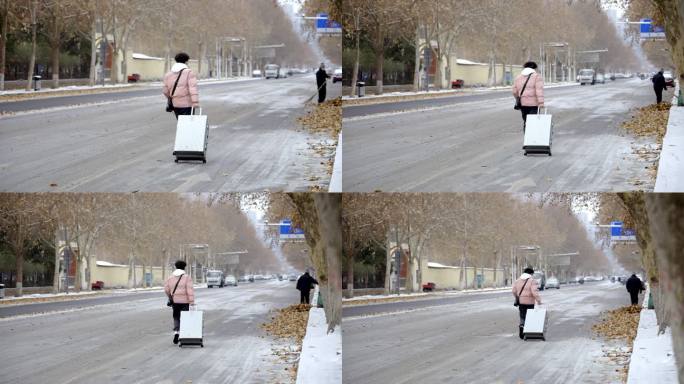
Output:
top-left (197, 40), bottom-right (203, 79)
top-left (15, 250), bottom-right (23, 296)
top-left (49, 14), bottom-right (61, 89)
top-left (89, 18), bottom-right (97, 86)
top-left (351, 27), bottom-right (360, 97)
top-left (25, 5), bottom-right (38, 92)
top-left (645, 193), bottom-right (684, 383)
top-left (384, 239), bottom-right (391, 295)
top-left (0, 0), bottom-right (8, 91)
top-left (52, 231), bottom-right (60, 294)
top-left (413, 27), bottom-right (420, 91)
top-left (346, 252), bottom-right (354, 298)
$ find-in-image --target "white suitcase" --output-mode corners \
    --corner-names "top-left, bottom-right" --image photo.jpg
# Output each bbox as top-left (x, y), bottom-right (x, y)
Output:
top-left (523, 307), bottom-right (547, 341)
top-left (173, 107), bottom-right (208, 163)
top-left (179, 306), bottom-right (204, 347)
top-left (523, 108), bottom-right (553, 156)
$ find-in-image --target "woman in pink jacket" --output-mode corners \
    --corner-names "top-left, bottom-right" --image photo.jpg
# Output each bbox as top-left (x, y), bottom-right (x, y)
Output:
top-left (164, 260), bottom-right (195, 344)
top-left (162, 52), bottom-right (200, 119)
top-left (512, 267), bottom-right (542, 339)
top-left (512, 61), bottom-right (545, 132)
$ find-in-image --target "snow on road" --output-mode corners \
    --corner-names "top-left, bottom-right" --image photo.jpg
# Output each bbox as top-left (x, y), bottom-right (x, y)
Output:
top-left (0, 280), bottom-right (301, 384)
top-left (343, 282), bottom-right (630, 384)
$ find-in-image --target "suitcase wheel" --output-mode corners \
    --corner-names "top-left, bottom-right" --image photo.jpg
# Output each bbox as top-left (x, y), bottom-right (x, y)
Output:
top-left (179, 344), bottom-right (182, 348)
top-left (201, 343), bottom-right (204, 348)
top-left (174, 158), bottom-right (179, 163)
top-left (548, 151), bottom-right (552, 156)
top-left (524, 152), bottom-right (528, 156)
top-left (202, 158), bottom-right (206, 164)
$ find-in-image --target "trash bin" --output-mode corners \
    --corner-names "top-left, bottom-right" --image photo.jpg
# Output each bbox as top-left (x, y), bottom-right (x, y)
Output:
top-left (356, 81), bottom-right (365, 97)
top-left (0, 283), bottom-right (5, 299)
top-left (32, 75), bottom-right (42, 91)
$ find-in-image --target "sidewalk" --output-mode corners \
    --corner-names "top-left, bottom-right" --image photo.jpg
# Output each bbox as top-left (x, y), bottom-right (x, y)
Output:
top-left (626, 288), bottom-right (678, 383)
top-left (328, 132), bottom-right (342, 192)
top-left (296, 288), bottom-right (342, 384)
top-left (654, 82), bottom-right (684, 192)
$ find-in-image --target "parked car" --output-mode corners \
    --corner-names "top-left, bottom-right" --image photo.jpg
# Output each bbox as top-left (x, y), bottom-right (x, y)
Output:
top-left (288, 273), bottom-right (298, 281)
top-left (206, 270), bottom-right (225, 288)
top-left (252, 69), bottom-right (262, 78)
top-left (532, 272), bottom-right (546, 290)
top-left (578, 69), bottom-right (596, 85)
top-left (664, 71), bottom-right (674, 87)
top-left (595, 73), bottom-right (605, 84)
top-left (225, 275), bottom-right (238, 286)
top-left (575, 276), bottom-right (585, 284)
top-left (422, 282), bottom-right (436, 292)
top-left (332, 68), bottom-right (343, 83)
top-left (546, 277), bottom-right (560, 289)
top-left (91, 280), bottom-right (105, 290)
top-left (264, 64), bottom-right (280, 79)
top-left (246, 274), bottom-right (254, 282)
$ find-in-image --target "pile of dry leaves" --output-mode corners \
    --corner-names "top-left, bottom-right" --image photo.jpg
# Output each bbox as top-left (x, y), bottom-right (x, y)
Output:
top-left (297, 99), bottom-right (341, 137)
top-left (622, 102), bottom-right (672, 143)
top-left (261, 304), bottom-right (311, 344)
top-left (592, 305), bottom-right (642, 345)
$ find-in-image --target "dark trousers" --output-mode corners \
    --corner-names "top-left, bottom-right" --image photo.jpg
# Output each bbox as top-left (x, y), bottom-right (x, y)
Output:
top-left (318, 86), bottom-right (327, 104)
top-left (518, 303), bottom-right (535, 327)
top-left (300, 289), bottom-right (311, 304)
top-left (173, 107), bottom-right (192, 120)
top-left (520, 106), bottom-right (539, 132)
top-left (655, 87), bottom-right (664, 103)
top-left (172, 303), bottom-right (190, 331)
top-left (629, 291), bottom-right (639, 305)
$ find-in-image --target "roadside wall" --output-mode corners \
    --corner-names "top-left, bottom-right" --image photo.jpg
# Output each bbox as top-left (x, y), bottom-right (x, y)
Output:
top-left (445, 57), bottom-right (523, 87)
top-left (421, 260), bottom-right (505, 289)
top-left (123, 53), bottom-right (207, 81)
top-left (91, 261), bottom-right (172, 288)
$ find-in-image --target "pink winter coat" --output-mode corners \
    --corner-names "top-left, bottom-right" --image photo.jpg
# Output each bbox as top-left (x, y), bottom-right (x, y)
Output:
top-left (162, 63), bottom-right (199, 108)
top-left (164, 271), bottom-right (195, 304)
top-left (512, 276), bottom-right (542, 305)
top-left (512, 68), bottom-right (544, 107)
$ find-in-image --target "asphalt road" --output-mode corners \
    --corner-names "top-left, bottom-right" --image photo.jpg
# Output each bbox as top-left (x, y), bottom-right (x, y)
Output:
top-left (0, 280), bottom-right (301, 384)
top-left (0, 75), bottom-right (340, 192)
top-left (343, 79), bottom-right (665, 192)
top-left (343, 282), bottom-right (631, 384)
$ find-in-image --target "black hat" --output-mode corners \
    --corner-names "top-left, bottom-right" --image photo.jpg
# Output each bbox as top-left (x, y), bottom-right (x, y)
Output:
top-left (523, 267), bottom-right (534, 274)
top-left (175, 260), bottom-right (187, 270)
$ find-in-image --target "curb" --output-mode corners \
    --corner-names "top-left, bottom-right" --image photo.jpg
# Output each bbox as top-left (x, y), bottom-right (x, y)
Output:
top-left (296, 286), bottom-right (342, 384)
top-left (329, 132), bottom-right (342, 192)
top-left (654, 80), bottom-right (684, 192)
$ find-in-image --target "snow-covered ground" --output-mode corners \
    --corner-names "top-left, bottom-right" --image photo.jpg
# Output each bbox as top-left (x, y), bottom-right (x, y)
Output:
top-left (0, 290), bottom-right (102, 302)
top-left (296, 287), bottom-right (341, 384)
top-left (626, 288), bottom-right (679, 383)
top-left (343, 286), bottom-right (513, 302)
top-left (329, 132), bottom-right (342, 192)
top-left (655, 81), bottom-right (684, 192)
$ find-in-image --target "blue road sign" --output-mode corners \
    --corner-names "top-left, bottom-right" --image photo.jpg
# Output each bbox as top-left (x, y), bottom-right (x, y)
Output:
top-left (316, 13), bottom-right (342, 34)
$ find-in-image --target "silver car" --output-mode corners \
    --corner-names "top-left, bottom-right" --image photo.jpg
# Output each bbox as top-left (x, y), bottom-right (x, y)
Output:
top-left (546, 277), bottom-right (560, 289)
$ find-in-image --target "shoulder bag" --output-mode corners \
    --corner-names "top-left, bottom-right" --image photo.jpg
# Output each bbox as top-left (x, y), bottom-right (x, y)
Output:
top-left (513, 278), bottom-right (530, 307)
top-left (514, 74), bottom-right (533, 110)
top-left (167, 275), bottom-right (183, 307)
top-left (166, 69), bottom-right (185, 112)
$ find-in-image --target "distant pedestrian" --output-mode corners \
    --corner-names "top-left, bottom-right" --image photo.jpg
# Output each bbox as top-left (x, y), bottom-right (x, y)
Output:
top-left (164, 260), bottom-right (195, 344)
top-left (316, 63), bottom-right (331, 103)
top-left (652, 69), bottom-right (668, 104)
top-left (512, 61), bottom-right (545, 132)
top-left (512, 267), bottom-right (542, 340)
top-left (163, 52), bottom-right (200, 119)
top-left (296, 270), bottom-right (318, 304)
top-left (625, 274), bottom-right (645, 306)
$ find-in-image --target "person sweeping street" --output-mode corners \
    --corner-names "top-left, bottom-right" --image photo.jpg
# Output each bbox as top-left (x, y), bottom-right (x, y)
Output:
top-left (316, 63), bottom-right (331, 104)
top-left (296, 270), bottom-right (318, 304)
top-left (512, 267), bottom-right (542, 340)
top-left (626, 274), bottom-right (645, 306)
top-left (652, 69), bottom-right (668, 104)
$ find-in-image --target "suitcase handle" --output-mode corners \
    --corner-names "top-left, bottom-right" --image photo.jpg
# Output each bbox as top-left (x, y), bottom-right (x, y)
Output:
top-left (190, 107), bottom-right (202, 116)
top-left (189, 304), bottom-right (198, 311)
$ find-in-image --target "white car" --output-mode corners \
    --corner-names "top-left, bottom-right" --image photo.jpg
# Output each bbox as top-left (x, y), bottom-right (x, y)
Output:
top-left (264, 64), bottom-right (280, 79)
top-left (252, 69), bottom-right (262, 78)
top-left (225, 275), bottom-right (237, 286)
top-left (578, 69), bottom-right (595, 85)
top-left (595, 73), bottom-right (605, 84)
top-left (546, 277), bottom-right (560, 289)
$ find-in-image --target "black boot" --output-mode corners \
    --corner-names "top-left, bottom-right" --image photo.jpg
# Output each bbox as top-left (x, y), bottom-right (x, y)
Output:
top-left (173, 333), bottom-right (179, 344)
top-left (519, 326), bottom-right (524, 340)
